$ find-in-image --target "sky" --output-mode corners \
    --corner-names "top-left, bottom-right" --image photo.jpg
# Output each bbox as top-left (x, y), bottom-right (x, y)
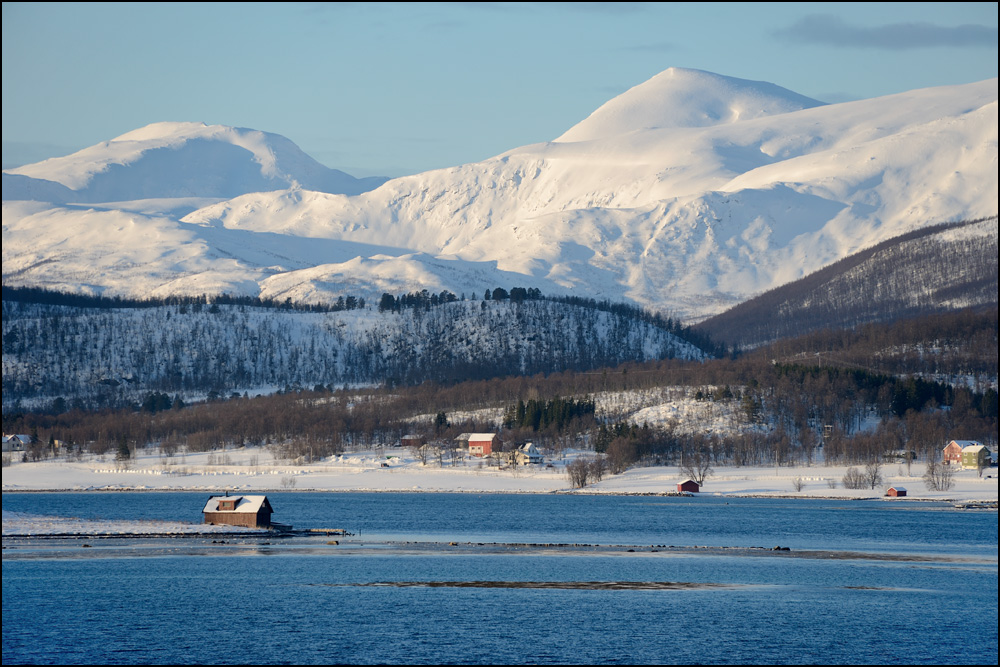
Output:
top-left (2, 2), bottom-right (997, 178)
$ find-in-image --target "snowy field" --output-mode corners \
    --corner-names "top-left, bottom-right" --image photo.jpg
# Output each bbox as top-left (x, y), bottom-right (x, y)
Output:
top-left (2, 444), bottom-right (995, 502)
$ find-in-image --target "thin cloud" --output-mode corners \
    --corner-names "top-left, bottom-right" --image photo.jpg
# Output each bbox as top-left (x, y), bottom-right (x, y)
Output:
top-left (772, 14), bottom-right (998, 50)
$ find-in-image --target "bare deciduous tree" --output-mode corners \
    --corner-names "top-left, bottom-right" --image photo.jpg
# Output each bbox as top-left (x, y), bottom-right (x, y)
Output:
top-left (566, 458), bottom-right (591, 488)
top-left (680, 449), bottom-right (714, 486)
top-left (923, 460), bottom-right (955, 491)
top-left (842, 466), bottom-right (865, 489)
top-left (864, 461), bottom-right (884, 490)
top-left (589, 456), bottom-right (607, 483)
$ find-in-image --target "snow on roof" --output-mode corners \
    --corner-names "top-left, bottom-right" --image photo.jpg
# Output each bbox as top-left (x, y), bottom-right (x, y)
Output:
top-left (949, 440), bottom-right (982, 447)
top-left (961, 444), bottom-right (987, 453)
top-left (203, 495), bottom-right (270, 514)
top-left (889, 486), bottom-right (907, 491)
top-left (467, 433), bottom-right (498, 441)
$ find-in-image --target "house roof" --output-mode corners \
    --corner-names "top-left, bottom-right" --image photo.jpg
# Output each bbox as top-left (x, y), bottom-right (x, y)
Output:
top-left (949, 440), bottom-right (981, 447)
top-left (962, 444), bottom-right (987, 453)
top-left (889, 486), bottom-right (907, 492)
top-left (203, 495), bottom-right (271, 514)
top-left (467, 433), bottom-right (498, 442)
top-left (678, 479), bottom-right (698, 485)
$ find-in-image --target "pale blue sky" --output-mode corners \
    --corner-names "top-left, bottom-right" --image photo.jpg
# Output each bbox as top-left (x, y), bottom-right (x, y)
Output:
top-left (3, 2), bottom-right (997, 177)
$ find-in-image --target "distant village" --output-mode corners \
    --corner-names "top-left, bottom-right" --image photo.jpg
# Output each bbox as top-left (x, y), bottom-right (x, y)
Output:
top-left (4, 432), bottom-right (996, 510)
top-left (3, 432), bottom-right (995, 476)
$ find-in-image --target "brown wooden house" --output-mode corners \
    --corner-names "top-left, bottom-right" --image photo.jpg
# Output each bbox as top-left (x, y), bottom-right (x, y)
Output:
top-left (203, 494), bottom-right (274, 528)
top-left (401, 434), bottom-right (426, 448)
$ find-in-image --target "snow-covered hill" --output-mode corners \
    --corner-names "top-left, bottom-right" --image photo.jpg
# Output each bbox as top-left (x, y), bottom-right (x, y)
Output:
top-left (2, 121), bottom-right (388, 201)
top-left (3, 69), bottom-right (997, 320)
top-left (697, 217), bottom-right (999, 349)
top-left (1, 297), bottom-right (706, 410)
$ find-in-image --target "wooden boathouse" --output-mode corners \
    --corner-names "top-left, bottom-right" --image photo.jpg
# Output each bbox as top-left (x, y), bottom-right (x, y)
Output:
top-left (203, 494), bottom-right (275, 528)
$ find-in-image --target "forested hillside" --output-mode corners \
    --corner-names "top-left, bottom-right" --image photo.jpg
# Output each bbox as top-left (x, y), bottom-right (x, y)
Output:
top-left (696, 217), bottom-right (998, 349)
top-left (1, 290), bottom-right (706, 411)
top-left (4, 306), bottom-right (995, 473)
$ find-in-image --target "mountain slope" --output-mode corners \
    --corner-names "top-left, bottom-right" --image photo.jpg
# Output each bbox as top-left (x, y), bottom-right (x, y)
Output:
top-left (695, 217), bottom-right (999, 349)
top-left (3, 70), bottom-right (997, 320)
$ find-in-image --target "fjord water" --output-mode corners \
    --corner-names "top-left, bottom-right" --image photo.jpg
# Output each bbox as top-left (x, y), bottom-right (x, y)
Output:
top-left (3, 493), bottom-right (997, 665)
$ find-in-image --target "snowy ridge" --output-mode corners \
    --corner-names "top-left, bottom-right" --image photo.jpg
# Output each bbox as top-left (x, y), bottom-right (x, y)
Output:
top-left (3, 70), bottom-right (997, 321)
top-left (2, 122), bottom-right (388, 201)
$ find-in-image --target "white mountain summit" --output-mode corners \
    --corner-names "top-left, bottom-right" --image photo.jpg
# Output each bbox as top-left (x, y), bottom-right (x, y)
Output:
top-left (556, 67), bottom-right (826, 141)
top-left (3, 68), bottom-right (997, 320)
top-left (3, 121), bottom-right (388, 201)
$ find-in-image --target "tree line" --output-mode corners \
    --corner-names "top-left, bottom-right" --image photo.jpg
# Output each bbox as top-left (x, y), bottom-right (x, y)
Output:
top-left (1, 285), bottom-right (367, 313)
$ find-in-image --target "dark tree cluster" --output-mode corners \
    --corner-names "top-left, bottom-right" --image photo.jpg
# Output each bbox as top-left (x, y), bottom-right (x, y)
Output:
top-left (501, 396), bottom-right (596, 432)
top-left (378, 289), bottom-right (459, 312)
top-left (1, 285), bottom-right (366, 314)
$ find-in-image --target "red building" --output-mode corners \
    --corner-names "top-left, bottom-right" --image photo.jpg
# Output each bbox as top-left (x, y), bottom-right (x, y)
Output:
top-left (677, 479), bottom-right (700, 493)
top-left (942, 441), bottom-right (965, 465)
top-left (887, 486), bottom-right (907, 497)
top-left (467, 433), bottom-right (500, 457)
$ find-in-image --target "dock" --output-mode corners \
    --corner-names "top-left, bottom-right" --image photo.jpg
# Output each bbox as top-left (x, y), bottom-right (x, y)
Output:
top-left (307, 528), bottom-right (353, 536)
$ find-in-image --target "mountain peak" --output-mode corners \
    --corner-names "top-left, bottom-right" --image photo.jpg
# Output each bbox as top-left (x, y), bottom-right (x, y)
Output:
top-left (110, 121), bottom-right (216, 143)
top-left (3, 122), bottom-right (388, 201)
top-left (556, 67), bottom-right (825, 143)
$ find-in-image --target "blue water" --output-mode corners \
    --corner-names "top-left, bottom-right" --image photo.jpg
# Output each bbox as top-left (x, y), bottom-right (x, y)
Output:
top-left (3, 493), bottom-right (997, 665)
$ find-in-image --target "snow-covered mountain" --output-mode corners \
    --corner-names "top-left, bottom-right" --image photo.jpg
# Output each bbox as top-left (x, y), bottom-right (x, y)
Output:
top-left (3, 69), bottom-right (997, 321)
top-left (2, 121), bottom-right (388, 201)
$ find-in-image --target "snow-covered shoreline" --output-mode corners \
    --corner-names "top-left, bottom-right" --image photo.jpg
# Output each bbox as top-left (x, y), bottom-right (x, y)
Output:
top-left (3, 445), bottom-right (996, 503)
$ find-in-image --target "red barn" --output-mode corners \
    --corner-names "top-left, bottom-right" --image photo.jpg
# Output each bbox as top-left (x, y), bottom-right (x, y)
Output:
top-left (467, 433), bottom-right (500, 457)
top-left (677, 479), bottom-right (700, 493)
top-left (887, 486), bottom-right (907, 497)
top-left (203, 494), bottom-right (274, 528)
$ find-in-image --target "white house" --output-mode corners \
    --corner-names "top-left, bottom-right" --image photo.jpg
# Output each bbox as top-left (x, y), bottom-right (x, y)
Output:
top-left (2, 434), bottom-right (32, 453)
top-left (514, 442), bottom-right (544, 465)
